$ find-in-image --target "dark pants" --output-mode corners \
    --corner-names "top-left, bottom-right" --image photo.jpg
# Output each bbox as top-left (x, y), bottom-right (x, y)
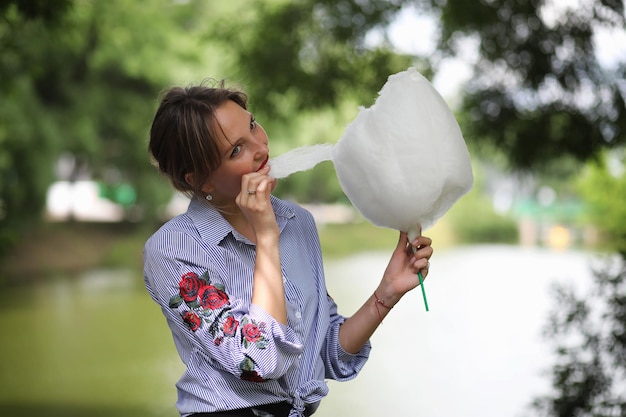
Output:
top-left (189, 401), bottom-right (294, 417)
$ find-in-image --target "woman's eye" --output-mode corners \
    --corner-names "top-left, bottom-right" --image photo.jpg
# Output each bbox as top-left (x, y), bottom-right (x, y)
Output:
top-left (250, 116), bottom-right (257, 130)
top-left (231, 145), bottom-right (242, 157)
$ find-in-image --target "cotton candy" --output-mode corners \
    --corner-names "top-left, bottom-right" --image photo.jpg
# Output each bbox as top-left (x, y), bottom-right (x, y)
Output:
top-left (269, 67), bottom-right (473, 241)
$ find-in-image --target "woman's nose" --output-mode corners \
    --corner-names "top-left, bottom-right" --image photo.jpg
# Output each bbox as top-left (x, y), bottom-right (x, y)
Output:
top-left (254, 136), bottom-right (269, 156)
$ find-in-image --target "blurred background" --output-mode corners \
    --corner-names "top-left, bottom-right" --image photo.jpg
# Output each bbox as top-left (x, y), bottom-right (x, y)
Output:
top-left (1, 0), bottom-right (625, 416)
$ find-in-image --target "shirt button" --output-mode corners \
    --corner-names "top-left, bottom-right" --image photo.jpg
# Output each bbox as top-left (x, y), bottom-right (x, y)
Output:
top-left (295, 311), bottom-right (302, 319)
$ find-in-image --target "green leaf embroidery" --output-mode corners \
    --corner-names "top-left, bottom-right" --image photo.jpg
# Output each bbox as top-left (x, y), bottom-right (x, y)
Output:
top-left (240, 356), bottom-right (255, 372)
top-left (169, 294), bottom-right (183, 308)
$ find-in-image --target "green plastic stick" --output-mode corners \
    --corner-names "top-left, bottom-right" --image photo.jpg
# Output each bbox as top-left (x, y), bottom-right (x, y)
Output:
top-left (418, 271), bottom-right (429, 311)
top-left (411, 242), bottom-right (429, 312)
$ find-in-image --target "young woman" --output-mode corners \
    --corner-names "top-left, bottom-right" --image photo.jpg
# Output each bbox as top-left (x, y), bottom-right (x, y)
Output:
top-left (143, 81), bottom-right (433, 417)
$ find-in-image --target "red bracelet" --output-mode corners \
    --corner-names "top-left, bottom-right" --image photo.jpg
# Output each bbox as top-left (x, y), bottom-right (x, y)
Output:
top-left (374, 291), bottom-right (393, 324)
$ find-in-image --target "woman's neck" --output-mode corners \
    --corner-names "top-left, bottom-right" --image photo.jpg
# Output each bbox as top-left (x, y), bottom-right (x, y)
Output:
top-left (221, 209), bottom-right (256, 243)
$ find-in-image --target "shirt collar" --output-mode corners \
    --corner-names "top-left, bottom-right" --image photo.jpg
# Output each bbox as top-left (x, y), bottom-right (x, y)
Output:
top-left (186, 195), bottom-right (295, 246)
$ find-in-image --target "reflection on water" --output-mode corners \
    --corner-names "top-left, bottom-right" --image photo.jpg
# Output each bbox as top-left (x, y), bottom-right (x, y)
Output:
top-left (0, 246), bottom-right (598, 417)
top-left (0, 269), bottom-right (181, 417)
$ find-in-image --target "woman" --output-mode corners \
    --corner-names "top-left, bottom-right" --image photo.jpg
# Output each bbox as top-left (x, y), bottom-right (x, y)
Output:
top-left (143, 81), bottom-right (433, 417)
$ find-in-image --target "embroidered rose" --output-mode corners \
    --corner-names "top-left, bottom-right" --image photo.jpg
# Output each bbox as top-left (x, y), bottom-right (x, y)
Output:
top-left (198, 285), bottom-right (229, 310)
top-left (240, 356), bottom-right (266, 382)
top-left (170, 272), bottom-right (267, 349)
top-left (169, 271), bottom-right (225, 332)
top-left (179, 272), bottom-right (205, 302)
top-left (223, 316), bottom-right (239, 336)
top-left (239, 317), bottom-right (268, 348)
top-left (182, 311), bottom-right (201, 331)
top-left (242, 323), bottom-right (261, 343)
top-left (241, 370), bottom-right (265, 383)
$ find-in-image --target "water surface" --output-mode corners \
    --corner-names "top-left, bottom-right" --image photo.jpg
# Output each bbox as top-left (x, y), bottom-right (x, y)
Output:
top-left (0, 245), bottom-right (596, 417)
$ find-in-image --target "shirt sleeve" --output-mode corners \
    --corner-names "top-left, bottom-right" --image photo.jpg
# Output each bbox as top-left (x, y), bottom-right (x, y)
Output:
top-left (143, 228), bottom-right (304, 383)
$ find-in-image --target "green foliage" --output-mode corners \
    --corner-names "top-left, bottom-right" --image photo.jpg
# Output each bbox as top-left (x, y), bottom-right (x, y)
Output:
top-left (213, 0), bottom-right (427, 120)
top-left (531, 259), bottom-right (626, 417)
top-left (431, 0), bottom-right (626, 170)
top-left (0, 0), bottom-right (428, 258)
top-left (2, 0), bottom-right (624, 261)
top-left (266, 99), bottom-right (361, 203)
top-left (0, 0), bottom-right (229, 255)
top-left (318, 220), bottom-right (397, 259)
top-left (447, 188), bottom-right (519, 244)
top-left (577, 151), bottom-right (626, 255)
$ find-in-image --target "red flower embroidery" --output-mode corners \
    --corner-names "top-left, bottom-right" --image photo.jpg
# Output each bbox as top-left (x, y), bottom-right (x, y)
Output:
top-left (223, 316), bottom-right (239, 336)
top-left (179, 272), bottom-right (205, 302)
top-left (198, 285), bottom-right (229, 310)
top-left (182, 311), bottom-right (201, 332)
top-left (242, 323), bottom-right (261, 343)
top-left (241, 370), bottom-right (265, 383)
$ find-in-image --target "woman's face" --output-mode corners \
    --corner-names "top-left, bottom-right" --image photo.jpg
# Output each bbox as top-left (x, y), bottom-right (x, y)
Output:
top-left (205, 99), bottom-right (270, 203)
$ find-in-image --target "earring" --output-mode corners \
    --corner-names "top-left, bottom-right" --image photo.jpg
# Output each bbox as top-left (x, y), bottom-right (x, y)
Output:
top-left (205, 193), bottom-right (213, 201)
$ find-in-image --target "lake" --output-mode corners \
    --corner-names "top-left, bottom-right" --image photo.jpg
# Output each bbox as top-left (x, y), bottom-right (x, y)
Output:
top-left (0, 245), bottom-right (598, 417)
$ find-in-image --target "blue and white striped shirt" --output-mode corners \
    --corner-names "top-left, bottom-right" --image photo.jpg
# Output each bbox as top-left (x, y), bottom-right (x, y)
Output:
top-left (143, 196), bottom-right (371, 416)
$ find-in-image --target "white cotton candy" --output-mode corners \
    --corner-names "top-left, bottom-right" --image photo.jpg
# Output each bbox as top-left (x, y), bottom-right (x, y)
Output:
top-left (269, 67), bottom-right (473, 241)
top-left (267, 144), bottom-right (334, 179)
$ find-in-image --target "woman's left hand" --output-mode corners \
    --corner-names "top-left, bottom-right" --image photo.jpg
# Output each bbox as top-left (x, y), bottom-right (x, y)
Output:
top-left (337, 231), bottom-right (433, 352)
top-left (377, 232), bottom-right (433, 307)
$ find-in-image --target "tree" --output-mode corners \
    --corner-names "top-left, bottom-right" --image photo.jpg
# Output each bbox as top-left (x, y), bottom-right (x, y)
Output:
top-left (2, 0), bottom-right (625, 258)
top-left (527, 110), bottom-right (626, 417)
top-left (429, 0), bottom-right (626, 170)
top-left (213, 0), bottom-right (626, 171)
top-left (0, 0), bottom-right (231, 256)
top-left (212, 0), bottom-right (426, 120)
top-left (578, 151), bottom-right (626, 254)
top-left (0, 0), bottom-right (74, 253)
top-left (418, 2), bottom-right (626, 414)
top-left (531, 256), bottom-right (626, 417)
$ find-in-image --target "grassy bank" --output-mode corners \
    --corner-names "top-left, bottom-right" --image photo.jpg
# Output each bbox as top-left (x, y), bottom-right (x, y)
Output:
top-left (0, 218), bottom-right (454, 284)
top-left (0, 222), bottom-right (151, 283)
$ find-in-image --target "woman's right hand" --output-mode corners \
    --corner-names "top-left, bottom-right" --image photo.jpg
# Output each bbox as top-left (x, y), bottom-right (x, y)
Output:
top-left (236, 165), bottom-right (279, 242)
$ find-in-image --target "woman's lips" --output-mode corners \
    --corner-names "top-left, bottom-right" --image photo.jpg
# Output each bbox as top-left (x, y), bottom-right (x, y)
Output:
top-left (257, 155), bottom-right (269, 171)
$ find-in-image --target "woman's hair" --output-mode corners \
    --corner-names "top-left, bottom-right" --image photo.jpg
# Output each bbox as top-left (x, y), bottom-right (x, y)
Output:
top-left (149, 80), bottom-right (248, 198)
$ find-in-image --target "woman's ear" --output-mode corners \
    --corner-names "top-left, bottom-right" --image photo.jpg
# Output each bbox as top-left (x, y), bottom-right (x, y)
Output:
top-left (186, 172), bottom-right (214, 195)
top-left (184, 173), bottom-right (195, 187)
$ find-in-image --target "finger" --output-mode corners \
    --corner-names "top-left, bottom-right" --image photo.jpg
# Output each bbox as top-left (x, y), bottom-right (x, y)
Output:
top-left (413, 257), bottom-right (429, 271)
top-left (256, 177), bottom-right (272, 194)
top-left (410, 235), bottom-right (431, 251)
top-left (407, 234), bottom-right (427, 256)
top-left (396, 231), bottom-right (409, 253)
top-left (242, 170), bottom-right (273, 194)
top-left (242, 176), bottom-right (263, 198)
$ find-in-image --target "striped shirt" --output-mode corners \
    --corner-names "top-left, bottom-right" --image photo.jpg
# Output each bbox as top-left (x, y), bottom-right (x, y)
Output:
top-left (143, 196), bottom-right (371, 417)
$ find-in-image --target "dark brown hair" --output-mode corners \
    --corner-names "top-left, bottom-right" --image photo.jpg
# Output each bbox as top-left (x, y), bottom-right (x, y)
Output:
top-left (149, 80), bottom-right (248, 198)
